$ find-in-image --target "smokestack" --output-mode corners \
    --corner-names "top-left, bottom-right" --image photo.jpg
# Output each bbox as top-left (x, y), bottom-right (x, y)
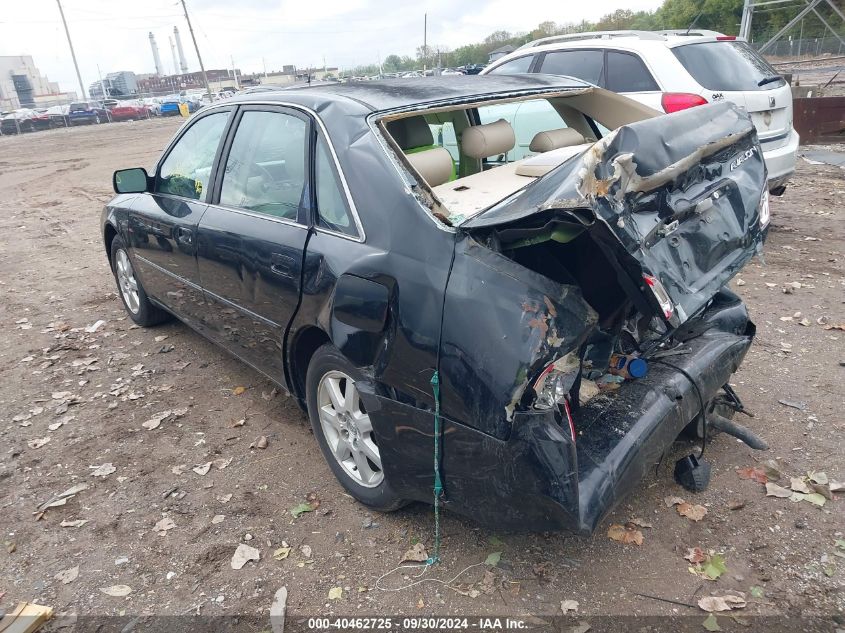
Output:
top-left (149, 32), bottom-right (163, 76)
top-left (174, 26), bottom-right (189, 74)
top-left (169, 36), bottom-right (179, 76)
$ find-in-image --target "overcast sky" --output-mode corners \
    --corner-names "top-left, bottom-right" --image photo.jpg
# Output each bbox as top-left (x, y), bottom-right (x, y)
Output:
top-left (1, 0), bottom-right (663, 94)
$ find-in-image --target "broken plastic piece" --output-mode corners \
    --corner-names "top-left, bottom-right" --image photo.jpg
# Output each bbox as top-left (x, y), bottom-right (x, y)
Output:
top-left (608, 353), bottom-right (648, 379)
top-left (674, 454), bottom-right (711, 492)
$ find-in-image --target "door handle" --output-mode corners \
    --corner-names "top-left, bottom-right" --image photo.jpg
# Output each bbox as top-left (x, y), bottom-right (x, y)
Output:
top-left (174, 227), bottom-right (193, 245)
top-left (270, 253), bottom-right (295, 275)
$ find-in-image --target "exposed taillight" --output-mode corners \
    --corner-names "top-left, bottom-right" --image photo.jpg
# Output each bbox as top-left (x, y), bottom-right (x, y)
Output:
top-left (661, 92), bottom-right (708, 114)
top-left (759, 189), bottom-right (770, 227)
top-left (533, 352), bottom-right (580, 439)
top-left (643, 273), bottom-right (675, 320)
top-left (562, 398), bottom-right (576, 443)
top-left (716, 35), bottom-right (737, 40)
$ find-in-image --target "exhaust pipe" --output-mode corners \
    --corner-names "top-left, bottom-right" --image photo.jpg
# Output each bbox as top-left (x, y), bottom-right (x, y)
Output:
top-left (708, 411), bottom-right (768, 450)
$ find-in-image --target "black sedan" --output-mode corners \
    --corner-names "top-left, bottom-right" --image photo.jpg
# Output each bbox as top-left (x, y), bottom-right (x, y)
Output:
top-left (102, 75), bottom-right (769, 533)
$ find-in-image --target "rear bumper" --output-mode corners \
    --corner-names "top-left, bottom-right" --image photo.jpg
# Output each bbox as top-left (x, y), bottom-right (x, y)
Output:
top-left (762, 127), bottom-right (799, 190)
top-left (364, 291), bottom-right (756, 533)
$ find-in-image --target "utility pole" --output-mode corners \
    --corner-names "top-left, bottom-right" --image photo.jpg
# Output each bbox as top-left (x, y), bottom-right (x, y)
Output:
top-left (56, 0), bottom-right (86, 99)
top-left (179, 0), bottom-right (211, 97)
top-left (423, 13), bottom-right (427, 73)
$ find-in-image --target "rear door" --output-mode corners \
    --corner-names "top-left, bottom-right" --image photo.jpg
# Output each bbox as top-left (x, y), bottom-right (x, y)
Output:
top-left (671, 40), bottom-right (792, 150)
top-left (603, 50), bottom-right (663, 111)
top-left (196, 105), bottom-right (311, 381)
top-left (127, 108), bottom-right (232, 328)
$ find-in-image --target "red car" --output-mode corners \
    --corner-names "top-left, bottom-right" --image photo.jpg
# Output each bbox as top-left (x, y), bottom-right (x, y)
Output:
top-left (108, 102), bottom-right (150, 122)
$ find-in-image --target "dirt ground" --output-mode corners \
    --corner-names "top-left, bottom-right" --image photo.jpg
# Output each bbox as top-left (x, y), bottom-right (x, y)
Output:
top-left (0, 119), bottom-right (843, 628)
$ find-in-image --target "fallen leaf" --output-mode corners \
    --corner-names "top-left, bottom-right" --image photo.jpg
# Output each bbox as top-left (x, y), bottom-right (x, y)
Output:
top-left (485, 551), bottom-right (502, 567)
top-left (402, 542), bottom-right (429, 562)
top-left (807, 471), bottom-right (828, 485)
top-left (607, 523), bottom-right (643, 546)
top-left (702, 613), bottom-right (722, 631)
top-left (790, 477), bottom-right (810, 493)
top-left (727, 500), bottom-right (746, 511)
top-left (154, 517), bottom-right (176, 534)
top-left (760, 460), bottom-right (783, 480)
top-left (677, 503), bottom-right (708, 521)
top-left (765, 482), bottom-right (792, 498)
top-left (823, 323), bottom-right (845, 331)
top-left (328, 586), bottom-right (343, 600)
top-left (232, 386), bottom-right (247, 396)
top-left (290, 502), bottom-right (315, 518)
top-left (628, 518), bottom-right (653, 529)
top-left (803, 492), bottom-right (826, 507)
top-left (560, 599), bottom-right (579, 614)
top-left (230, 418), bottom-right (246, 428)
top-left (736, 467), bottom-right (767, 484)
top-left (273, 546), bottom-right (292, 560)
top-left (231, 543), bottom-right (260, 569)
top-left (213, 457), bottom-right (233, 470)
top-left (60, 519), bottom-right (88, 528)
top-left (218, 493), bottom-right (233, 503)
top-left (664, 496), bottom-right (685, 508)
top-left (702, 554), bottom-right (727, 580)
top-left (250, 436), bottom-right (268, 449)
top-left (142, 410), bottom-right (172, 430)
top-left (192, 462), bottom-right (212, 476)
top-left (5, 541), bottom-right (15, 553)
top-left (100, 584), bottom-right (132, 597)
top-left (698, 593), bottom-right (747, 612)
top-left (685, 547), bottom-right (707, 564)
top-left (27, 437), bottom-right (51, 449)
top-left (90, 463), bottom-right (116, 478)
top-left (778, 399), bottom-right (806, 410)
top-left (55, 565), bottom-right (79, 584)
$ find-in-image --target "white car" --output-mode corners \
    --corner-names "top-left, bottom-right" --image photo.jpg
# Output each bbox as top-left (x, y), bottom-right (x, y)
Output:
top-left (482, 30), bottom-right (797, 193)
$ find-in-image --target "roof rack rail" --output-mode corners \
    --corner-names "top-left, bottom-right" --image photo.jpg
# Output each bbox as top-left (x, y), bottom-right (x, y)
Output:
top-left (656, 29), bottom-right (725, 37)
top-left (515, 30), bottom-right (665, 51)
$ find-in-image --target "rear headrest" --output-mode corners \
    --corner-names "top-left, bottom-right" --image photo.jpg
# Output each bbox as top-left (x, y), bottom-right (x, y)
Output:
top-left (406, 147), bottom-right (453, 188)
top-left (386, 116), bottom-right (433, 150)
top-left (462, 119), bottom-right (515, 159)
top-left (529, 127), bottom-right (586, 153)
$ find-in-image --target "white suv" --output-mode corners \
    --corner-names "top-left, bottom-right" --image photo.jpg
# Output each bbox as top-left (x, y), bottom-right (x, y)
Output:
top-left (481, 30), bottom-right (798, 193)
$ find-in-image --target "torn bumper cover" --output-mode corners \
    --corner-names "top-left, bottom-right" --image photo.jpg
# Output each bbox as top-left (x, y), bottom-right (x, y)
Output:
top-left (363, 290), bottom-right (753, 533)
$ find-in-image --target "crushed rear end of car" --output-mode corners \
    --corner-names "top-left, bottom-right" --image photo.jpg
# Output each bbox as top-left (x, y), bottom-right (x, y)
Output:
top-left (450, 101), bottom-right (768, 532)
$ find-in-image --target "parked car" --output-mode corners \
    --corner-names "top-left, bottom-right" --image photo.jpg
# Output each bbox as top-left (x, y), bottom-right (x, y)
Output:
top-left (141, 98), bottom-right (162, 116)
top-left (68, 101), bottom-right (110, 125)
top-left (108, 101), bottom-right (151, 122)
top-left (102, 76), bottom-right (769, 533)
top-left (46, 105), bottom-right (70, 127)
top-left (0, 109), bottom-right (37, 134)
top-left (482, 30), bottom-right (798, 193)
top-left (160, 97), bottom-right (199, 117)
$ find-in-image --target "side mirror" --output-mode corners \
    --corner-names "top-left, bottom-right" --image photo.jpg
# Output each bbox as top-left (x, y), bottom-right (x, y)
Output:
top-left (113, 167), bottom-right (150, 194)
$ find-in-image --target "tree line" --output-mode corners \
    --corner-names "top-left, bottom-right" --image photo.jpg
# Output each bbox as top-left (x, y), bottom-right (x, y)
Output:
top-left (353, 0), bottom-right (841, 76)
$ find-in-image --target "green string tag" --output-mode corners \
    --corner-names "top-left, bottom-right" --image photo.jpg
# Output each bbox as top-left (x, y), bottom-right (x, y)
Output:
top-left (428, 370), bottom-right (443, 565)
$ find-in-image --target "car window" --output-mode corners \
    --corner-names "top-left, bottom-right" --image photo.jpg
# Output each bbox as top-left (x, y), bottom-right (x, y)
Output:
top-left (478, 98), bottom-right (565, 161)
top-left (315, 135), bottom-right (358, 238)
top-left (219, 111), bottom-right (308, 220)
top-left (539, 50), bottom-right (604, 85)
top-left (672, 41), bottom-right (785, 91)
top-left (605, 51), bottom-right (659, 92)
top-left (486, 55), bottom-right (534, 75)
top-left (157, 111), bottom-right (230, 200)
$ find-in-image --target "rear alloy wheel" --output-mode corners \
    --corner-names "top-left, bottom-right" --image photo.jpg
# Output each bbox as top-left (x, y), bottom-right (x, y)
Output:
top-left (306, 344), bottom-right (405, 510)
top-left (109, 236), bottom-right (170, 327)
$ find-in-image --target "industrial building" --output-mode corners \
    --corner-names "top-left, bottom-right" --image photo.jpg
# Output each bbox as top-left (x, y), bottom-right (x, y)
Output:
top-left (89, 71), bottom-right (138, 99)
top-left (0, 55), bottom-right (75, 110)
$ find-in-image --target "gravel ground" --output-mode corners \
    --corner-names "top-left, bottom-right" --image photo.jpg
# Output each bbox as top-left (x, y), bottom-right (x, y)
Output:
top-left (0, 119), bottom-right (843, 629)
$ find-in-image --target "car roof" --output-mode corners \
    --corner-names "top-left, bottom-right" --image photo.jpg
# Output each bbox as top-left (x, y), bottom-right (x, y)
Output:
top-left (228, 74), bottom-right (590, 113)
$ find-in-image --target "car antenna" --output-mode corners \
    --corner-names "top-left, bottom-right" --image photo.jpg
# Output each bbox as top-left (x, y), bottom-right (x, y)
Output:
top-left (685, 11), bottom-right (703, 36)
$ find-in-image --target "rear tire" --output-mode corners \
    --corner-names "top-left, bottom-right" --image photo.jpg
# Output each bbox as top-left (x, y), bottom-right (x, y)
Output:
top-left (306, 343), bottom-right (406, 511)
top-left (110, 236), bottom-right (170, 327)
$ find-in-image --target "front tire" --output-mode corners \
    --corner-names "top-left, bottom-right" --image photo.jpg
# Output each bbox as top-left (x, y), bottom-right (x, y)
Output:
top-left (110, 236), bottom-right (170, 327)
top-left (306, 344), bottom-right (405, 511)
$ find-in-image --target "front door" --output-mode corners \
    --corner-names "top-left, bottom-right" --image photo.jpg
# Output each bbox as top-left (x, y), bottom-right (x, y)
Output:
top-left (196, 106), bottom-right (311, 381)
top-left (128, 109), bottom-right (232, 327)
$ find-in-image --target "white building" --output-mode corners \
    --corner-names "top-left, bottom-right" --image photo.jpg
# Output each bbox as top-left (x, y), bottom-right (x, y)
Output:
top-left (0, 56), bottom-right (69, 110)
